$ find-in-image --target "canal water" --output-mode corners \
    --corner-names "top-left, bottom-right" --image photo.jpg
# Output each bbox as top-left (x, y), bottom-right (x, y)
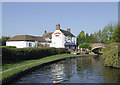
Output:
top-left (13, 56), bottom-right (120, 83)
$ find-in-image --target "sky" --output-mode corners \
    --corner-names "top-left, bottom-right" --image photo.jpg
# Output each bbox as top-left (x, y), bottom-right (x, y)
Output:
top-left (2, 2), bottom-right (118, 37)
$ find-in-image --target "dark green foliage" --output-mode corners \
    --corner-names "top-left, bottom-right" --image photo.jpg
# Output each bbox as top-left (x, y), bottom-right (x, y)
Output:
top-left (102, 43), bottom-right (120, 68)
top-left (77, 31), bottom-right (85, 45)
top-left (2, 36), bottom-right (10, 46)
top-left (2, 47), bottom-right (68, 64)
top-left (111, 25), bottom-right (120, 43)
top-left (79, 43), bottom-right (91, 50)
top-left (0, 46), bottom-right (16, 48)
top-left (89, 34), bottom-right (98, 43)
top-left (85, 33), bottom-right (90, 43)
top-left (77, 31), bottom-right (98, 46)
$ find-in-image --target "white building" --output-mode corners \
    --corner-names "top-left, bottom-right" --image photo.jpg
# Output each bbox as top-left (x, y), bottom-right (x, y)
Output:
top-left (6, 35), bottom-right (47, 48)
top-left (6, 24), bottom-right (77, 49)
top-left (50, 24), bottom-right (77, 49)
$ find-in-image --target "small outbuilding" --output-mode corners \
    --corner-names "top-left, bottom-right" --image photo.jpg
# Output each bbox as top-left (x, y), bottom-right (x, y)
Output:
top-left (6, 35), bottom-right (47, 48)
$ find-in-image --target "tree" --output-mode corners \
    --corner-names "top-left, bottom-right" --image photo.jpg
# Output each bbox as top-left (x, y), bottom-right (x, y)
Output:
top-left (89, 34), bottom-right (98, 43)
top-left (2, 36), bottom-right (10, 46)
top-left (85, 33), bottom-right (90, 43)
top-left (77, 31), bottom-right (85, 46)
top-left (111, 25), bottom-right (120, 43)
top-left (92, 24), bottom-right (114, 43)
top-left (94, 30), bottom-right (104, 43)
top-left (102, 24), bottom-right (114, 43)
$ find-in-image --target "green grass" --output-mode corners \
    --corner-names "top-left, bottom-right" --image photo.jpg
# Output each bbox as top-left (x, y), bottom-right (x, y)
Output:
top-left (2, 54), bottom-right (85, 80)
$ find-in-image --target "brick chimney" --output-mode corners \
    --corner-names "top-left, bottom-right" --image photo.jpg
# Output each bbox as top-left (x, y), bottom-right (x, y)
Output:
top-left (56, 24), bottom-right (60, 30)
top-left (67, 28), bottom-right (71, 32)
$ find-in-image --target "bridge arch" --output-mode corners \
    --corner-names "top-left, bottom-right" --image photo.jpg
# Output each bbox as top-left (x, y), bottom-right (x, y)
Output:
top-left (91, 43), bottom-right (106, 54)
top-left (92, 46), bottom-right (105, 51)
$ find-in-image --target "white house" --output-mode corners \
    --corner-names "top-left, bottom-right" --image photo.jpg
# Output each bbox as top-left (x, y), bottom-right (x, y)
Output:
top-left (50, 24), bottom-right (77, 49)
top-left (6, 35), bottom-right (47, 48)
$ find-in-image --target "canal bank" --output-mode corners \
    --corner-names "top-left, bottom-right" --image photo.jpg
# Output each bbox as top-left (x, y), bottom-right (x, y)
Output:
top-left (1, 54), bottom-right (96, 84)
top-left (102, 43), bottom-right (120, 69)
top-left (7, 54), bottom-right (120, 84)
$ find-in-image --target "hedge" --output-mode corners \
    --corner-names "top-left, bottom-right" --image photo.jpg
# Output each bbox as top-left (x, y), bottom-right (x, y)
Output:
top-left (102, 43), bottom-right (120, 68)
top-left (2, 47), bottom-right (69, 64)
top-left (0, 46), bottom-right (16, 48)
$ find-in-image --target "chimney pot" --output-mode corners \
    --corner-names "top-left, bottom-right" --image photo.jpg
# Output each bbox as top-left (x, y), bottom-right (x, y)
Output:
top-left (45, 30), bottom-right (47, 33)
top-left (67, 28), bottom-right (71, 32)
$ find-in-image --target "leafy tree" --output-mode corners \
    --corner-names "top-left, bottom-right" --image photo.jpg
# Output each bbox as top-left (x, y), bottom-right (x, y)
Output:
top-left (89, 34), bottom-right (98, 43)
top-left (93, 24), bottom-right (114, 43)
top-left (85, 33), bottom-right (90, 43)
top-left (94, 30), bottom-right (104, 43)
top-left (2, 36), bottom-right (10, 46)
top-left (102, 24), bottom-right (114, 43)
top-left (77, 31), bottom-right (85, 45)
top-left (111, 25), bottom-right (120, 43)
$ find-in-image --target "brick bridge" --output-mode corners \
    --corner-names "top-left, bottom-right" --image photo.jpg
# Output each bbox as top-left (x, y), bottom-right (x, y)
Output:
top-left (71, 43), bottom-right (106, 54)
top-left (91, 43), bottom-right (106, 54)
top-left (91, 43), bottom-right (106, 50)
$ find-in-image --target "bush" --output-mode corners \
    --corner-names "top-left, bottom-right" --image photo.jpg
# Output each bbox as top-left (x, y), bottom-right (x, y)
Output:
top-left (79, 43), bottom-right (91, 50)
top-left (102, 43), bottom-right (120, 68)
top-left (2, 47), bottom-right (69, 64)
top-left (57, 48), bottom-right (68, 54)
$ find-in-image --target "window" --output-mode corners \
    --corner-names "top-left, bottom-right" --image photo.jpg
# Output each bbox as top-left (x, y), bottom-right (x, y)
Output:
top-left (29, 43), bottom-right (32, 47)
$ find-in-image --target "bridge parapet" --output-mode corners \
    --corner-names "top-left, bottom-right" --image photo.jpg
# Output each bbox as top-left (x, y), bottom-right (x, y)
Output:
top-left (91, 43), bottom-right (106, 51)
top-left (91, 43), bottom-right (106, 48)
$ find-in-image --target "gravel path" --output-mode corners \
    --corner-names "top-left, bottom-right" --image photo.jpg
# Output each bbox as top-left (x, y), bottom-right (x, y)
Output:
top-left (0, 59), bottom-right (52, 74)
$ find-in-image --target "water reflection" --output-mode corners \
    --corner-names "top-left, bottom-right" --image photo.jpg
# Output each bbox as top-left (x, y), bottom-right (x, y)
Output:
top-left (102, 67), bottom-right (120, 83)
top-left (13, 56), bottom-right (120, 84)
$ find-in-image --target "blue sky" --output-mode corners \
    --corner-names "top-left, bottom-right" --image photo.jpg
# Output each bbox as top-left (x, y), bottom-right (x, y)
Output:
top-left (2, 2), bottom-right (118, 37)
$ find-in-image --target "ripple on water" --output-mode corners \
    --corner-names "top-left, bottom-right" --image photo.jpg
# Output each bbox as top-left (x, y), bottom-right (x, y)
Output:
top-left (13, 56), bottom-right (120, 83)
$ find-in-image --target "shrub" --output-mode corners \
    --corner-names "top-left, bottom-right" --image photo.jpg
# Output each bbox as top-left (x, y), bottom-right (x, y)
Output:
top-left (57, 48), bottom-right (68, 54)
top-left (102, 43), bottom-right (120, 68)
top-left (2, 47), bottom-right (69, 64)
top-left (79, 43), bottom-right (91, 50)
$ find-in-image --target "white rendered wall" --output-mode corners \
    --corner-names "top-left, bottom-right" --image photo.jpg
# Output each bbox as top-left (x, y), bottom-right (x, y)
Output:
top-left (72, 37), bottom-right (75, 43)
top-left (6, 41), bottom-right (27, 48)
top-left (6, 41), bottom-right (36, 48)
top-left (51, 30), bottom-right (65, 48)
top-left (51, 30), bottom-right (77, 48)
top-left (26, 41), bottom-right (36, 48)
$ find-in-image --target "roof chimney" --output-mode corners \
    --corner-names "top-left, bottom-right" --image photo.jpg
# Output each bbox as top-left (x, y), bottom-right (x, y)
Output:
top-left (67, 28), bottom-right (71, 32)
top-left (45, 30), bottom-right (47, 33)
top-left (56, 24), bottom-right (60, 30)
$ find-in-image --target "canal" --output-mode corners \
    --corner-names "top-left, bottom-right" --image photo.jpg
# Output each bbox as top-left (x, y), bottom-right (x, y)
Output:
top-left (13, 56), bottom-right (120, 84)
